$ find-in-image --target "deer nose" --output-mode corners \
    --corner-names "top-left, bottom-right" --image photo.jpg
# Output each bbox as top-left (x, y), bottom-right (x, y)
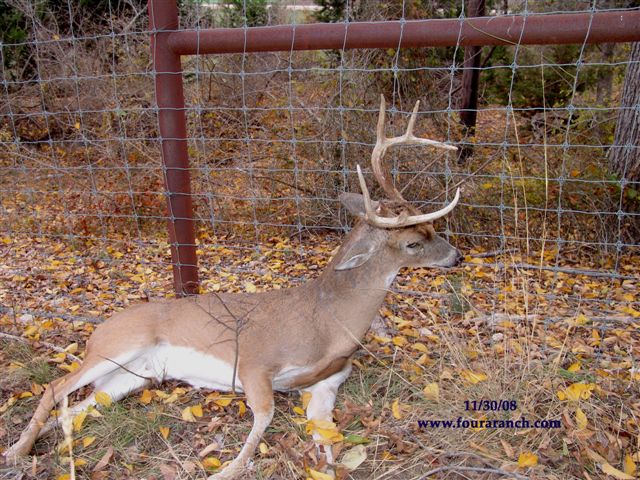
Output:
top-left (455, 251), bottom-right (464, 266)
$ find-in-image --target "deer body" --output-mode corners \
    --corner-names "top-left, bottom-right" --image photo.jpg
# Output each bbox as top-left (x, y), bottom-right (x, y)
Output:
top-left (4, 96), bottom-right (462, 480)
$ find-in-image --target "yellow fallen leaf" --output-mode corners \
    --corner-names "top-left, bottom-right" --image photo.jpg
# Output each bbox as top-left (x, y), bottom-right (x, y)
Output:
top-left (601, 462), bottom-right (635, 479)
top-left (154, 390), bottom-right (169, 399)
top-left (574, 314), bottom-right (589, 325)
top-left (557, 382), bottom-right (595, 402)
top-left (293, 406), bottom-right (305, 415)
top-left (65, 342), bottom-right (78, 354)
top-left (306, 419), bottom-right (343, 444)
top-left (567, 361), bottom-right (581, 372)
top-left (202, 456), bottom-right (221, 469)
top-left (72, 411), bottom-right (87, 432)
top-left (624, 453), bottom-right (637, 476)
top-left (411, 342), bottom-right (428, 353)
top-left (139, 389), bottom-right (153, 404)
top-left (301, 391), bottom-right (312, 409)
top-left (82, 436), bottom-right (96, 448)
top-left (392, 336), bottom-right (407, 347)
top-left (460, 370), bottom-right (488, 384)
top-left (391, 398), bottom-right (402, 419)
top-left (245, 282), bottom-right (257, 293)
top-left (308, 468), bottom-right (335, 480)
top-left (575, 407), bottom-right (587, 430)
top-left (372, 335), bottom-right (391, 344)
top-left (423, 382), bottom-right (439, 402)
top-left (214, 397), bottom-right (232, 407)
top-left (191, 404), bottom-right (203, 417)
top-left (59, 362), bottom-right (80, 373)
top-left (159, 426), bottom-right (170, 439)
top-left (182, 406), bottom-right (196, 422)
top-left (237, 400), bottom-right (246, 417)
top-left (259, 442), bottom-right (269, 454)
top-left (87, 406), bottom-right (102, 418)
top-left (517, 451), bottom-right (538, 468)
top-left (95, 391), bottom-right (112, 407)
top-left (74, 458), bottom-right (87, 467)
top-left (57, 475), bottom-right (70, 480)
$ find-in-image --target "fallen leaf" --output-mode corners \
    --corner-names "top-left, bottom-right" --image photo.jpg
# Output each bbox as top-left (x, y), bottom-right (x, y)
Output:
top-left (423, 382), bottom-right (439, 402)
top-left (191, 404), bottom-right (203, 418)
top-left (82, 436), bottom-right (96, 448)
top-left (139, 389), bottom-right (153, 404)
top-left (624, 454), bottom-right (637, 476)
top-left (159, 426), bottom-right (170, 439)
top-left (557, 382), bottom-right (595, 402)
top-left (340, 444), bottom-right (367, 470)
top-left (93, 446), bottom-right (113, 472)
top-left (201, 456), bottom-right (221, 469)
top-left (391, 398), bottom-right (402, 419)
top-left (182, 406), bottom-right (196, 422)
top-left (308, 468), bottom-right (335, 480)
top-left (95, 391), bottom-right (112, 407)
top-left (601, 462), bottom-right (635, 479)
top-left (214, 397), bottom-right (232, 407)
top-left (72, 411), bottom-right (87, 432)
top-left (460, 370), bottom-right (488, 384)
top-left (575, 407), bottom-right (588, 430)
top-left (567, 361), bottom-right (581, 372)
top-left (517, 451), bottom-right (538, 468)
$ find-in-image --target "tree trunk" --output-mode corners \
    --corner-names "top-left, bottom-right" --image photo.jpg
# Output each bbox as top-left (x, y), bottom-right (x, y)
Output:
top-left (610, 42), bottom-right (640, 183)
top-left (457, 0), bottom-right (486, 164)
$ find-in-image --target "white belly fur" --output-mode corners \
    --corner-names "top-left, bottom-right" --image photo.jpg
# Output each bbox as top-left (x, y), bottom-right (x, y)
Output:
top-left (156, 345), bottom-right (243, 391)
top-left (81, 345), bottom-right (318, 395)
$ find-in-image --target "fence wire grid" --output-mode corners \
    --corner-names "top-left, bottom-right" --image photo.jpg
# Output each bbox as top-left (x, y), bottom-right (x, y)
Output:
top-left (0, 1), bottom-right (639, 369)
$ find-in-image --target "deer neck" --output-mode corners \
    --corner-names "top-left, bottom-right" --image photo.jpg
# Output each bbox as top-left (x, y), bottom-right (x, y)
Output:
top-left (311, 223), bottom-right (399, 340)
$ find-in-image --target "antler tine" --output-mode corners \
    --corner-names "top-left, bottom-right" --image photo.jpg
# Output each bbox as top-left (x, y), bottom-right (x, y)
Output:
top-left (356, 164), bottom-right (377, 221)
top-left (405, 99), bottom-right (419, 138)
top-left (372, 94), bottom-right (405, 202)
top-left (370, 95), bottom-right (458, 203)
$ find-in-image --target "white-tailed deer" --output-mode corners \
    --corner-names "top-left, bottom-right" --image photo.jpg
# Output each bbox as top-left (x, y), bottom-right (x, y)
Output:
top-left (4, 95), bottom-right (461, 479)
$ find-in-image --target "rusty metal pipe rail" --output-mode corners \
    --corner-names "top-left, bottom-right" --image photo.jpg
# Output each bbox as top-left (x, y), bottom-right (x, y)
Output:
top-left (168, 10), bottom-right (640, 55)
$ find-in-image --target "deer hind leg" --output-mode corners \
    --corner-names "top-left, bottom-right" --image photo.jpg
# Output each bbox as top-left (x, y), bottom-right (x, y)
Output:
top-left (36, 361), bottom-right (152, 440)
top-left (302, 363), bottom-right (352, 465)
top-left (4, 350), bottom-right (146, 461)
top-left (208, 370), bottom-right (274, 480)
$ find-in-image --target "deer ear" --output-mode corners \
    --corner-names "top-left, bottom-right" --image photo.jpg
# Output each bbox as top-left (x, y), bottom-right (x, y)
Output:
top-left (334, 238), bottom-right (377, 271)
top-left (339, 193), bottom-right (379, 218)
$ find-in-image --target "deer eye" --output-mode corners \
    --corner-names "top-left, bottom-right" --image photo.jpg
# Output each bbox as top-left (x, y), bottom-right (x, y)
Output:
top-left (406, 242), bottom-right (421, 250)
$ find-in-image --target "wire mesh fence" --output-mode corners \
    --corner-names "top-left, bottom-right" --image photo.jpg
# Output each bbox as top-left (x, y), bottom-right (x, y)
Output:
top-left (1, 1), bottom-right (638, 321)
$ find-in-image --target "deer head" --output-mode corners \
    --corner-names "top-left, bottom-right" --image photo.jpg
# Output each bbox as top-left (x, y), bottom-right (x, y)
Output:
top-left (333, 95), bottom-right (462, 274)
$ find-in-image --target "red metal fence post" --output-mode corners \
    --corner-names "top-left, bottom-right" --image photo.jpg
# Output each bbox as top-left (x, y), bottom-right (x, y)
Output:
top-left (148, 0), bottom-right (199, 296)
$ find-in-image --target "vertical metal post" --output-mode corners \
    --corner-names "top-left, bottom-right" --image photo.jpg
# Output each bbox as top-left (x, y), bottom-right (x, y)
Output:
top-left (149, 0), bottom-right (199, 295)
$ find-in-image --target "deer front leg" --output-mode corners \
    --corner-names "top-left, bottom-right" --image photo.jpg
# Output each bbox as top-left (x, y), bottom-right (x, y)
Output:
top-left (209, 371), bottom-right (274, 480)
top-left (302, 362), bottom-right (352, 466)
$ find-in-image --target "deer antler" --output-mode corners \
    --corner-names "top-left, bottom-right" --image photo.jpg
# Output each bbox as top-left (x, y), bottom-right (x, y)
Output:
top-left (371, 95), bottom-right (457, 202)
top-left (356, 94), bottom-right (460, 228)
